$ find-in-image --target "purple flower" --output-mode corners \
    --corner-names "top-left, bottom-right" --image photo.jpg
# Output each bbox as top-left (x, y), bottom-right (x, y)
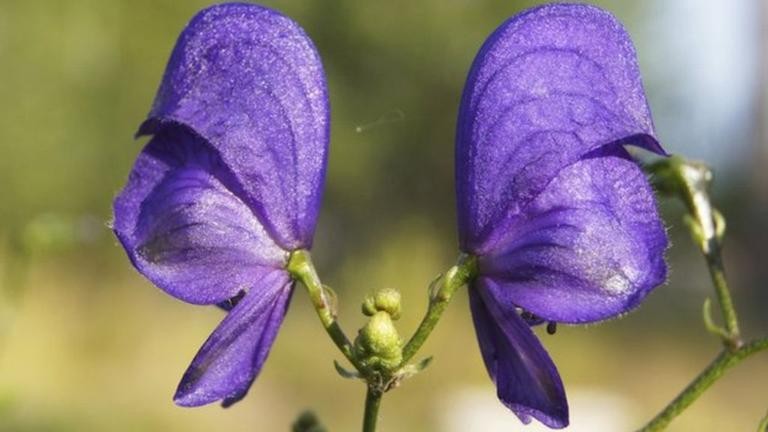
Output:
top-left (112, 4), bottom-right (328, 407)
top-left (456, 4), bottom-right (668, 428)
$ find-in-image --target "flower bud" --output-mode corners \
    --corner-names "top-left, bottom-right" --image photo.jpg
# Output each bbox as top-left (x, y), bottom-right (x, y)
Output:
top-left (354, 311), bottom-right (403, 373)
top-left (361, 287), bottom-right (402, 320)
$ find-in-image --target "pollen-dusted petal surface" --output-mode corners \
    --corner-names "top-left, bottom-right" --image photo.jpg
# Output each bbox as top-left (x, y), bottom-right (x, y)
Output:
top-left (456, 3), bottom-right (664, 251)
top-left (174, 270), bottom-right (293, 407)
top-left (113, 126), bottom-right (285, 305)
top-left (479, 148), bottom-right (667, 323)
top-left (139, 3), bottom-right (329, 250)
top-left (469, 281), bottom-right (568, 428)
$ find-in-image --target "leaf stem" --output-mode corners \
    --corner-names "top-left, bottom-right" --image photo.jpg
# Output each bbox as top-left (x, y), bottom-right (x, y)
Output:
top-left (637, 338), bottom-right (768, 432)
top-left (401, 253), bottom-right (477, 364)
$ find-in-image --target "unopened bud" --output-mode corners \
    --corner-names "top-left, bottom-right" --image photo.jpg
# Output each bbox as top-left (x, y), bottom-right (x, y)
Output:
top-left (354, 311), bottom-right (403, 373)
top-left (362, 287), bottom-right (402, 320)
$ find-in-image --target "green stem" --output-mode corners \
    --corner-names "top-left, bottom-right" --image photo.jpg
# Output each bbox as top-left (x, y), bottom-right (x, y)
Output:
top-left (362, 386), bottom-right (383, 432)
top-left (287, 249), bottom-right (360, 369)
top-left (637, 338), bottom-right (768, 432)
top-left (704, 249), bottom-right (741, 347)
top-left (401, 253), bottom-right (477, 365)
top-left (644, 157), bottom-right (765, 430)
top-left (682, 163), bottom-right (740, 345)
top-left (647, 157), bottom-right (741, 346)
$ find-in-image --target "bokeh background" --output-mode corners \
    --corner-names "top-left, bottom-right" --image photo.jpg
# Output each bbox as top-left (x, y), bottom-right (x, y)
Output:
top-left (0, 0), bottom-right (766, 431)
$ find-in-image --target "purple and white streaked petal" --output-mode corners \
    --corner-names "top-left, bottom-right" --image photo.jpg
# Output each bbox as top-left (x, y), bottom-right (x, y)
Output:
top-left (138, 3), bottom-right (329, 250)
top-left (113, 126), bottom-right (286, 305)
top-left (175, 270), bottom-right (293, 407)
top-left (479, 148), bottom-right (667, 323)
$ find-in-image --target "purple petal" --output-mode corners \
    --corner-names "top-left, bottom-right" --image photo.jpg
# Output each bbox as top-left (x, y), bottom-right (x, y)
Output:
top-left (139, 3), bottom-right (329, 250)
top-left (113, 127), bottom-right (285, 305)
top-left (480, 148), bottom-right (667, 323)
top-left (469, 282), bottom-right (568, 428)
top-left (174, 270), bottom-right (293, 407)
top-left (456, 4), bottom-right (665, 251)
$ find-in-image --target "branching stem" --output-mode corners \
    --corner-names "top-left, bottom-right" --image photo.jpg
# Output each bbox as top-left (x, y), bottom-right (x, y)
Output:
top-left (637, 338), bottom-right (768, 432)
top-left (641, 156), bottom-right (767, 430)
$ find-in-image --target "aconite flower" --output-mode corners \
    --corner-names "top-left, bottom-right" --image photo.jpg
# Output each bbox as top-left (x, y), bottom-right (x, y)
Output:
top-left (455, 4), bottom-right (668, 428)
top-left (112, 3), bottom-right (328, 407)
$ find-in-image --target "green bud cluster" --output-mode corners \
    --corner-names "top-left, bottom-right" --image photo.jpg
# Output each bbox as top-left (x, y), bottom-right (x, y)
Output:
top-left (354, 288), bottom-right (404, 375)
top-left (362, 287), bottom-right (401, 319)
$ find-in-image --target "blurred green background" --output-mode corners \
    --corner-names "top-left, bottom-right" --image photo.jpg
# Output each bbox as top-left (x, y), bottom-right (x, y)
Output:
top-left (0, 0), bottom-right (766, 431)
